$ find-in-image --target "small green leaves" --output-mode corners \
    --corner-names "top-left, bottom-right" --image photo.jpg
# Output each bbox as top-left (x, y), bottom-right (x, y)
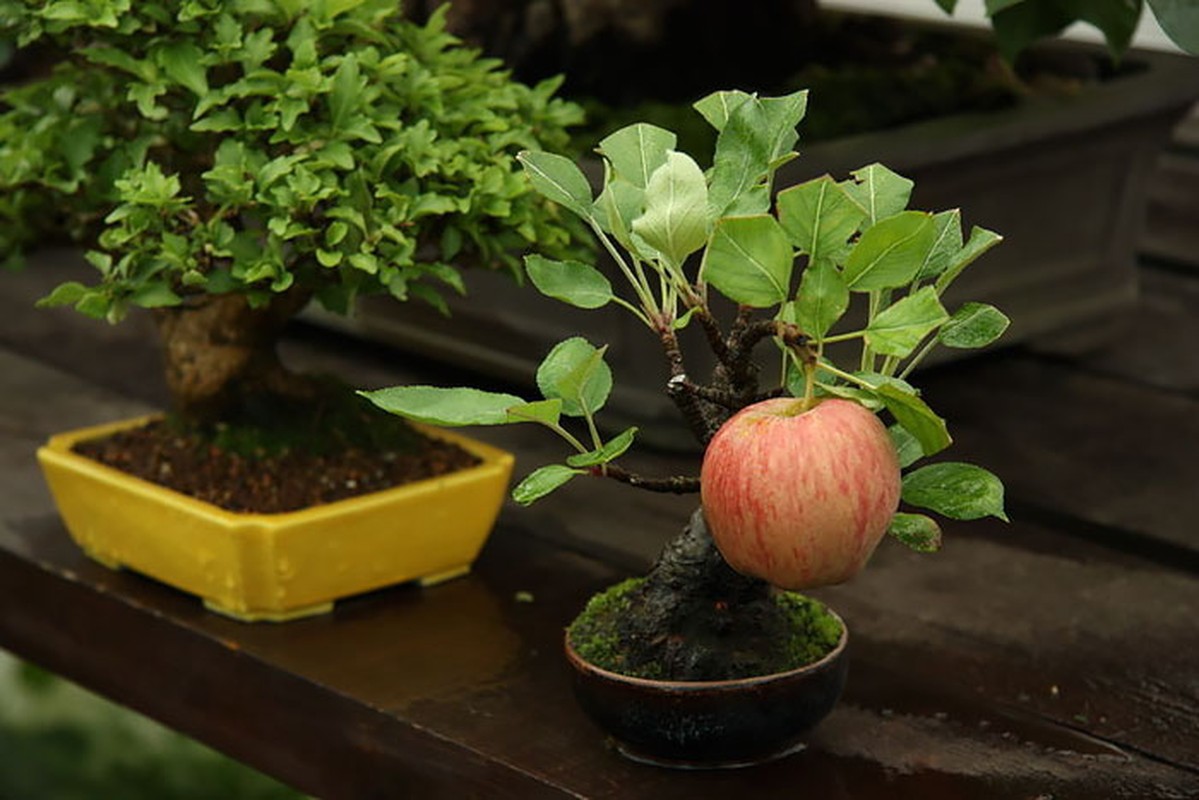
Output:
top-left (631, 151), bottom-right (710, 267)
top-left (513, 465), bottom-right (584, 506)
top-left (155, 42), bottom-right (208, 97)
top-left (777, 175), bottom-right (866, 268)
top-left (842, 211), bottom-right (936, 291)
top-left (518, 150), bottom-right (593, 218)
top-left (940, 302), bottom-right (1010, 349)
top-left (865, 286), bottom-right (949, 358)
top-left (841, 163), bottom-right (913, 228)
top-left (902, 462), bottom-right (1009, 522)
top-left (935, 226), bottom-right (1003, 294)
top-left (701, 215), bottom-right (792, 307)
top-left (597, 123), bottom-right (676, 189)
top-left (692, 89), bottom-right (753, 132)
top-left (878, 383), bottom-right (952, 458)
top-left (536, 337), bottom-right (613, 417)
top-left (525, 255), bottom-right (613, 309)
top-left (506, 398), bottom-right (564, 426)
top-left (888, 513), bottom-right (943, 553)
top-left (566, 427), bottom-right (638, 467)
top-left (360, 386), bottom-right (525, 427)
top-left (794, 261), bottom-right (849, 340)
top-left (888, 424), bottom-right (924, 469)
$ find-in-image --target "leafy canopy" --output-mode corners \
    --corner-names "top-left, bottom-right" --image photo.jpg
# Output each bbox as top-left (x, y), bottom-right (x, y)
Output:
top-left (0, 0), bottom-right (583, 320)
top-left (365, 89), bottom-right (1010, 547)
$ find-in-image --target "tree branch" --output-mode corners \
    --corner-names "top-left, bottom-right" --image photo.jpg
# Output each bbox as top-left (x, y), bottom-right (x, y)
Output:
top-left (598, 464), bottom-right (701, 494)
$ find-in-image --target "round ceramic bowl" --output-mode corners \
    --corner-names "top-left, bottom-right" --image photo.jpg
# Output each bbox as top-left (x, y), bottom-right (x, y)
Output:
top-left (564, 609), bottom-right (849, 769)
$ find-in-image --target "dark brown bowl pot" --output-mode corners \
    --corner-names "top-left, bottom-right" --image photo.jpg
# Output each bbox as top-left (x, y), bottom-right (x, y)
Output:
top-left (564, 609), bottom-right (849, 769)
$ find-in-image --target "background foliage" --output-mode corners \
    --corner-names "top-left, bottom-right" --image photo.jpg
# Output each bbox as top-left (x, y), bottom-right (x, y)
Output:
top-left (0, 0), bottom-right (582, 322)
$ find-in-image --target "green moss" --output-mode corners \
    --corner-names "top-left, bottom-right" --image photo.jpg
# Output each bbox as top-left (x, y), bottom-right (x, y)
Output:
top-left (774, 592), bottom-right (845, 668)
top-left (568, 578), bottom-right (843, 680)
top-left (567, 577), bottom-right (645, 675)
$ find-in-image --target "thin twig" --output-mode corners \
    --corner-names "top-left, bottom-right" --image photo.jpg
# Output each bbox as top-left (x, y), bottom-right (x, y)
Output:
top-left (598, 464), bottom-right (701, 494)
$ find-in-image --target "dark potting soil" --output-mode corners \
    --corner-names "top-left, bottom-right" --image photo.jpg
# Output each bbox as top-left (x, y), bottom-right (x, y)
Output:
top-left (72, 396), bottom-right (482, 514)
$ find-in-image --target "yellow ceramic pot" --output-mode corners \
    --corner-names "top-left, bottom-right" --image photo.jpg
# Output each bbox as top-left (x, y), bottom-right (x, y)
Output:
top-left (37, 416), bottom-right (514, 622)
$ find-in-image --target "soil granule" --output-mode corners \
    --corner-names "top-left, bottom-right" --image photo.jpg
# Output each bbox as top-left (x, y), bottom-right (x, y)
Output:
top-left (73, 418), bottom-right (481, 514)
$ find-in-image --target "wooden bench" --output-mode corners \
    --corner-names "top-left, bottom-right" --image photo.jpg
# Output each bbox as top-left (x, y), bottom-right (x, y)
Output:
top-left (2, 256), bottom-right (1196, 798)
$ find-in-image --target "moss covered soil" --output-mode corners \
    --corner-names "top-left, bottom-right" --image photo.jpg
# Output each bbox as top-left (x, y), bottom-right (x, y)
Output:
top-left (568, 577), bottom-right (843, 681)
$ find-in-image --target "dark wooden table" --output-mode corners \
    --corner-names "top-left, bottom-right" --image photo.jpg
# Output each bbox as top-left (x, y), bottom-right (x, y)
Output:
top-left (2, 256), bottom-right (1197, 799)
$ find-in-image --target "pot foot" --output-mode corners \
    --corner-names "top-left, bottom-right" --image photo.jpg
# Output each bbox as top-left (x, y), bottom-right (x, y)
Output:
top-left (202, 598), bottom-right (335, 623)
top-left (418, 565), bottom-right (470, 587)
top-left (612, 738), bottom-right (807, 770)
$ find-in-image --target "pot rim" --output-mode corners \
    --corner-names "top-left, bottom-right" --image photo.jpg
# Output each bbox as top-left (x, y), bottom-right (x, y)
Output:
top-left (563, 604), bottom-right (848, 692)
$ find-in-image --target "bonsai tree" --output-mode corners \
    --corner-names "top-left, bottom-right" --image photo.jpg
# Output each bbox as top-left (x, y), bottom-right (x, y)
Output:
top-left (364, 89), bottom-right (1010, 680)
top-left (0, 1), bottom-right (581, 427)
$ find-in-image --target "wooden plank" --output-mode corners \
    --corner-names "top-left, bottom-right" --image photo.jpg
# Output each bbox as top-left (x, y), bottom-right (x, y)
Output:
top-left (3, 516), bottom-right (1196, 800)
top-left (919, 352), bottom-right (1199, 555)
top-left (2, 347), bottom-right (1196, 797)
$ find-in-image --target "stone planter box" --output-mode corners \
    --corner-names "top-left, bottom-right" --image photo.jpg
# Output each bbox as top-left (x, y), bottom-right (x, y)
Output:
top-left (318, 45), bottom-right (1199, 448)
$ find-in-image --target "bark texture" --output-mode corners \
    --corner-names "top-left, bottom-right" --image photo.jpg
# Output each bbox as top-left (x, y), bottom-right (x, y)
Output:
top-left (612, 507), bottom-right (798, 680)
top-left (152, 290), bottom-right (312, 423)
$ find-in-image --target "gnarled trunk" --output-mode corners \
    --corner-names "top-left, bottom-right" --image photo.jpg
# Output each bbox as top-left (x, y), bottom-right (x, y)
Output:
top-left (152, 290), bottom-right (312, 424)
top-left (611, 507), bottom-right (784, 680)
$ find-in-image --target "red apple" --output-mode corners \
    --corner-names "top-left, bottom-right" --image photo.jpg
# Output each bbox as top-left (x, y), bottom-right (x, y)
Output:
top-left (700, 397), bottom-right (901, 590)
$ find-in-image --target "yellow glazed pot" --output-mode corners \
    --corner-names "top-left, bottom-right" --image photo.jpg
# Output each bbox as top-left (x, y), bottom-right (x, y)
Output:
top-left (37, 416), bottom-right (515, 622)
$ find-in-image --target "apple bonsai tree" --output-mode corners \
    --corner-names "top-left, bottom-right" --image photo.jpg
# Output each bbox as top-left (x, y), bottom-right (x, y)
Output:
top-left (364, 87), bottom-right (1009, 685)
top-left (0, 1), bottom-right (581, 467)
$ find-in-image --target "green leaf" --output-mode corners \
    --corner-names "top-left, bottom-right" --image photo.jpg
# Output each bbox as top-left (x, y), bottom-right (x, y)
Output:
top-left (707, 97), bottom-right (772, 217)
top-left (596, 123), bottom-right (676, 189)
top-left (1148, 0), bottom-right (1199, 54)
top-left (934, 0), bottom-right (959, 12)
top-left (525, 255), bottom-right (614, 309)
top-left (631, 151), bottom-right (710, 267)
top-left (506, 398), bottom-right (563, 426)
top-left (888, 513), bottom-right (943, 553)
top-left (593, 176), bottom-right (644, 252)
top-left (36, 282), bottom-right (89, 308)
top-left (988, 0), bottom-right (1141, 61)
top-left (701, 215), bottom-right (792, 307)
top-left (693, 90), bottom-right (753, 132)
top-left (934, 226), bottom-right (1003, 294)
top-left (795, 261), bottom-right (849, 340)
top-left (889, 424), bottom-right (924, 469)
top-left (155, 42), bottom-right (208, 97)
top-left (842, 211), bottom-right (937, 292)
top-left (841, 163), bottom-right (913, 228)
top-left (360, 386), bottom-right (526, 427)
top-left (512, 464), bottom-right (584, 506)
top-left (877, 383), bottom-right (952, 458)
top-left (566, 427), bottom-right (638, 467)
top-left (865, 286), bottom-right (950, 358)
top-left (902, 462), bottom-right (1009, 522)
top-left (777, 175), bottom-right (866, 267)
top-left (536, 337), bottom-right (613, 417)
top-left (130, 284), bottom-right (183, 309)
top-left (940, 302), bottom-right (1010, 349)
top-left (328, 54), bottom-right (362, 129)
top-left (518, 150), bottom-right (593, 218)
top-left (918, 209), bottom-right (964, 280)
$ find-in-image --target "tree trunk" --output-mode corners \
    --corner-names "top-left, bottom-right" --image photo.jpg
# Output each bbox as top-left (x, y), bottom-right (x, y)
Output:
top-left (152, 290), bottom-right (312, 424)
top-left (612, 507), bottom-right (788, 680)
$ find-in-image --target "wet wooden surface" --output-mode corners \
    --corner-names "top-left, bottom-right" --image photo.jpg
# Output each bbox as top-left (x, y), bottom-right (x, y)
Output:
top-left (2, 256), bottom-right (1198, 799)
